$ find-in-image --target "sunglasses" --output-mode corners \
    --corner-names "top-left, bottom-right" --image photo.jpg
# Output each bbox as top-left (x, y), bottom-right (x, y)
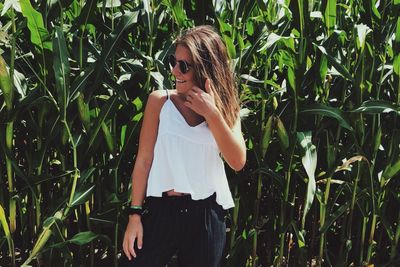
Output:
top-left (168, 54), bottom-right (192, 74)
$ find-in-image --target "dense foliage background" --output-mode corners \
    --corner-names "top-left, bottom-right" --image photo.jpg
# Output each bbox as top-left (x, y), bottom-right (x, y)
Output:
top-left (0, 0), bottom-right (399, 266)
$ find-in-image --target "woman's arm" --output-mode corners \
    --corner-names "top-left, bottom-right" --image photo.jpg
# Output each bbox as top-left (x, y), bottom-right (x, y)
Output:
top-left (184, 79), bottom-right (246, 171)
top-left (205, 109), bottom-right (246, 171)
top-left (130, 90), bottom-right (166, 207)
top-left (123, 90), bottom-right (166, 260)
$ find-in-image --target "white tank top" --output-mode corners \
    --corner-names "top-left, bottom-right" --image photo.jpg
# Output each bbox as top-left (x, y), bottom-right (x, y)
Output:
top-left (146, 90), bottom-right (235, 210)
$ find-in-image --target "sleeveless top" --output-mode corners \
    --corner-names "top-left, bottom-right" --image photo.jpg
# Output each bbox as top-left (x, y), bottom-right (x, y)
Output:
top-left (146, 90), bottom-right (235, 210)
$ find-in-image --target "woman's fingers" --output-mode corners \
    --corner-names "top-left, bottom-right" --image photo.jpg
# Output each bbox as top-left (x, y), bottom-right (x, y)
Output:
top-left (128, 235), bottom-right (137, 259)
top-left (122, 220), bottom-right (144, 260)
top-left (123, 233), bottom-right (136, 260)
top-left (137, 229), bottom-right (143, 249)
top-left (122, 239), bottom-right (129, 260)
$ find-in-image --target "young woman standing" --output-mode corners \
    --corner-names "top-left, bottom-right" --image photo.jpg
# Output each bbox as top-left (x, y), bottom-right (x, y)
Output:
top-left (121, 25), bottom-right (246, 267)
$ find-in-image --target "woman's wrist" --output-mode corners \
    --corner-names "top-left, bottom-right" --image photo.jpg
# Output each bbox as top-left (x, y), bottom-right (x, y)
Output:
top-left (129, 214), bottom-right (142, 221)
top-left (205, 106), bottom-right (221, 125)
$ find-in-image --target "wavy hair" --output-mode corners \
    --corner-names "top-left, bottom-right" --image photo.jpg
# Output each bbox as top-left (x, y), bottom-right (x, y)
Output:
top-left (175, 25), bottom-right (240, 128)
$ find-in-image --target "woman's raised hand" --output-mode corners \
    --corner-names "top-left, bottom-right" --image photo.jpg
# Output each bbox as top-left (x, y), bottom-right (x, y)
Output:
top-left (184, 78), bottom-right (218, 119)
top-left (122, 216), bottom-right (143, 260)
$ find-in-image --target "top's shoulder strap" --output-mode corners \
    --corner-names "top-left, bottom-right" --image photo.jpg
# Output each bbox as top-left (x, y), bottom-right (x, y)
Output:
top-left (165, 89), bottom-right (169, 99)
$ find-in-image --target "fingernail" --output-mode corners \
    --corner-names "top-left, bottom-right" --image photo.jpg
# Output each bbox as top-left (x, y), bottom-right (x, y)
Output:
top-left (138, 246), bottom-right (142, 249)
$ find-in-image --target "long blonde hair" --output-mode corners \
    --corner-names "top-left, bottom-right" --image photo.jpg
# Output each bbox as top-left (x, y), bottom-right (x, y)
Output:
top-left (175, 25), bottom-right (240, 128)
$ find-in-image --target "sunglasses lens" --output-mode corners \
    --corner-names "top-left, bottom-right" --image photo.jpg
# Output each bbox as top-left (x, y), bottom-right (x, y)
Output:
top-left (168, 54), bottom-right (190, 74)
top-left (179, 61), bottom-right (189, 74)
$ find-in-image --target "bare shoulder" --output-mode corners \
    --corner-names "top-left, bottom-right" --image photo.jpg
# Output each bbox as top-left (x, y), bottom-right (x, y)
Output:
top-left (145, 90), bottom-right (168, 113)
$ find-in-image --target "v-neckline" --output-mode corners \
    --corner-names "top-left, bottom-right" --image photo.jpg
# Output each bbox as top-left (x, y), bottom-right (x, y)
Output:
top-left (167, 98), bottom-right (206, 128)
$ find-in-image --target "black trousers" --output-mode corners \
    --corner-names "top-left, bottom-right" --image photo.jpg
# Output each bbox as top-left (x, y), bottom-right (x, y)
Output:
top-left (119, 193), bottom-right (227, 267)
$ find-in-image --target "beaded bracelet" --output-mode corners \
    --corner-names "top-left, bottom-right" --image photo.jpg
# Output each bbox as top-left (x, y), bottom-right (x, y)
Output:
top-left (126, 205), bottom-right (143, 216)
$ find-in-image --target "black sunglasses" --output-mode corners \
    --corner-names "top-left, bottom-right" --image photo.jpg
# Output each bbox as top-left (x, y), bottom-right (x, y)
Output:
top-left (168, 54), bottom-right (192, 74)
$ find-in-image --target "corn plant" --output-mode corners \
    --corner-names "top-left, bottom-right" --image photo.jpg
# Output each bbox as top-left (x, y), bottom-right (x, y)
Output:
top-left (0, 0), bottom-right (399, 266)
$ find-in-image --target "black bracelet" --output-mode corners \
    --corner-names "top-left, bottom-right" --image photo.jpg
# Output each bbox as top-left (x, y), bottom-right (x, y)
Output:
top-left (126, 206), bottom-right (143, 216)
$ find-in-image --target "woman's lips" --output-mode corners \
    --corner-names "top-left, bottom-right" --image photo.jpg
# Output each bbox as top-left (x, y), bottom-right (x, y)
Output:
top-left (176, 78), bottom-right (186, 83)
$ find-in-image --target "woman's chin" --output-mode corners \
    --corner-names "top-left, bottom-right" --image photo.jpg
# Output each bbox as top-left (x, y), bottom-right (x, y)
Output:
top-left (176, 84), bottom-right (190, 94)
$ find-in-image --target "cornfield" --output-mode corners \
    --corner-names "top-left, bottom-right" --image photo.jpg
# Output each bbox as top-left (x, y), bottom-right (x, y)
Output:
top-left (0, 0), bottom-right (399, 266)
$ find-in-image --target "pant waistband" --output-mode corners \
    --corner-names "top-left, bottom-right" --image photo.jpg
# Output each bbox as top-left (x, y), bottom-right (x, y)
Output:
top-left (145, 193), bottom-right (217, 208)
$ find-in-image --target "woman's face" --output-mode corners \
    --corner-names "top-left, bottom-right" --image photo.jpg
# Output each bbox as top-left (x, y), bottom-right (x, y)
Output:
top-left (171, 44), bottom-right (198, 95)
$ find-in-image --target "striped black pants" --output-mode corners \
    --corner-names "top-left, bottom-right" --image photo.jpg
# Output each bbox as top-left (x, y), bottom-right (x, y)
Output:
top-left (119, 193), bottom-right (227, 267)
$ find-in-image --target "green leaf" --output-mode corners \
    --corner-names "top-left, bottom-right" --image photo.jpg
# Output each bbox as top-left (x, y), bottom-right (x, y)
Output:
top-left (0, 204), bottom-right (12, 255)
top-left (101, 121), bottom-right (115, 154)
top-left (287, 67), bottom-right (296, 90)
top-left (315, 44), bottom-right (354, 82)
top-left (297, 131), bottom-right (317, 228)
top-left (276, 116), bottom-right (289, 150)
top-left (222, 34), bottom-right (236, 59)
top-left (19, 0), bottom-right (52, 51)
top-left (0, 132), bottom-right (38, 198)
top-left (258, 33), bottom-right (291, 52)
top-left (351, 100), bottom-right (400, 115)
top-left (87, 11), bottom-right (139, 99)
top-left (87, 95), bottom-right (119, 151)
top-left (70, 184), bottom-right (95, 207)
top-left (291, 221), bottom-right (305, 248)
top-left (324, 0), bottom-right (336, 36)
top-left (320, 201), bottom-right (351, 233)
top-left (163, 0), bottom-right (188, 27)
top-left (150, 71), bottom-right (165, 90)
top-left (256, 0), bottom-right (267, 12)
top-left (78, 167), bottom-right (96, 185)
top-left (383, 159), bottom-right (400, 181)
top-left (72, 0), bottom-right (97, 32)
top-left (115, 116), bottom-right (143, 169)
top-left (394, 54), bottom-right (400, 76)
top-left (69, 231), bottom-right (98, 245)
top-left (301, 103), bottom-right (353, 131)
top-left (23, 211), bottom-right (63, 266)
top-left (53, 26), bottom-right (70, 119)
top-left (371, 1), bottom-right (381, 19)
top-left (319, 55), bottom-right (328, 82)
top-left (70, 64), bottom-right (96, 101)
top-left (261, 116), bottom-right (273, 158)
top-left (0, 55), bottom-right (13, 111)
top-left (395, 17), bottom-right (400, 43)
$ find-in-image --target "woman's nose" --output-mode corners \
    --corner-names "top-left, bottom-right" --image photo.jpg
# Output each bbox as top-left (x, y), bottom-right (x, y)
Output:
top-left (171, 63), bottom-right (181, 76)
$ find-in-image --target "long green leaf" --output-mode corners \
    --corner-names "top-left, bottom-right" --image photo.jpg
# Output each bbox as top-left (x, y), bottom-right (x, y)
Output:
top-left (320, 201), bottom-right (351, 233)
top-left (351, 100), bottom-right (400, 115)
top-left (86, 11), bottom-right (139, 99)
top-left (0, 55), bottom-right (13, 111)
top-left (22, 211), bottom-right (63, 266)
top-left (301, 103), bottom-right (353, 131)
top-left (69, 231), bottom-right (98, 245)
top-left (53, 26), bottom-right (70, 119)
top-left (324, 0), bottom-right (336, 36)
top-left (87, 95), bottom-right (119, 150)
top-left (0, 204), bottom-right (13, 262)
top-left (297, 131), bottom-right (317, 229)
top-left (383, 159), bottom-right (400, 181)
top-left (70, 184), bottom-right (96, 207)
top-left (315, 44), bottom-right (354, 82)
top-left (19, 0), bottom-right (52, 51)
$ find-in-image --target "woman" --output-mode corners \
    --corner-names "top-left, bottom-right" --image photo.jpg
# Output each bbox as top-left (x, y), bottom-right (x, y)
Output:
top-left (121, 25), bottom-right (246, 267)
